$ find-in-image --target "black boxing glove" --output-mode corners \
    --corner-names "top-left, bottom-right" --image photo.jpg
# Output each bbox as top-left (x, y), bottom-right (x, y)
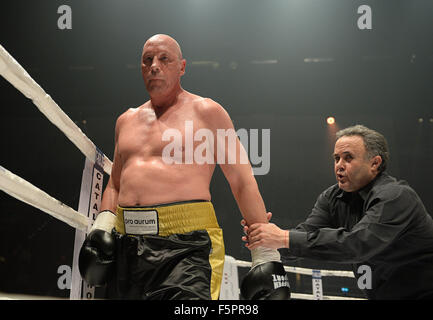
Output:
top-left (79, 210), bottom-right (117, 286)
top-left (240, 247), bottom-right (291, 300)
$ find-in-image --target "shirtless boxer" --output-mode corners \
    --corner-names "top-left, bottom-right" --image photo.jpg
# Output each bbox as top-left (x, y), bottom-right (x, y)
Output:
top-left (78, 34), bottom-right (290, 300)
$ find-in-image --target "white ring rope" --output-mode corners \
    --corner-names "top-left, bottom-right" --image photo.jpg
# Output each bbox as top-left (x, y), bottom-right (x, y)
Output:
top-left (0, 44), bottom-right (112, 175)
top-left (290, 292), bottom-right (364, 300)
top-left (235, 260), bottom-right (355, 278)
top-left (0, 43), bottom-right (113, 231)
top-left (235, 258), bottom-right (364, 300)
top-left (0, 165), bottom-right (89, 231)
top-left (0, 43), bottom-right (359, 300)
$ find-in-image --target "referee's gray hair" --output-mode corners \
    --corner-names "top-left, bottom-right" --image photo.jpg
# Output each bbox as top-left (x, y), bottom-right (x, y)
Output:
top-left (336, 125), bottom-right (390, 172)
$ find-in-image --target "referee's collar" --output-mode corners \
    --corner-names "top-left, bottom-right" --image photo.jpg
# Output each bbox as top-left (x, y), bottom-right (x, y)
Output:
top-left (337, 172), bottom-right (385, 201)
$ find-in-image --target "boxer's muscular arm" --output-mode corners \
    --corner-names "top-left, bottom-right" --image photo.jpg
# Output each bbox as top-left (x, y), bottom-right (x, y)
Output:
top-left (100, 117), bottom-right (122, 213)
top-left (204, 100), bottom-right (267, 225)
top-left (202, 100), bottom-right (290, 300)
top-left (221, 158), bottom-right (268, 225)
top-left (79, 119), bottom-right (122, 286)
top-left (79, 118), bottom-right (122, 286)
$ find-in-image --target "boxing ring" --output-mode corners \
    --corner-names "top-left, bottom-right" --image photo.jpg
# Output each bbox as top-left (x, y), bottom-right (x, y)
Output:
top-left (0, 44), bottom-right (365, 300)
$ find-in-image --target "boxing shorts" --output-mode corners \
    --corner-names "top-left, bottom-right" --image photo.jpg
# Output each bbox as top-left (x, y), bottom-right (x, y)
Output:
top-left (105, 200), bottom-right (225, 300)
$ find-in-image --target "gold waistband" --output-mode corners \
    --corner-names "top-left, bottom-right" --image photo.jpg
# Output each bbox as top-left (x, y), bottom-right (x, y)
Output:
top-left (115, 201), bottom-right (220, 236)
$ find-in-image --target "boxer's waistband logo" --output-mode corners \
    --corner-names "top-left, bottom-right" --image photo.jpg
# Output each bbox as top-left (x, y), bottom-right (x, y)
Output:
top-left (125, 218), bottom-right (155, 225)
top-left (123, 210), bottom-right (159, 235)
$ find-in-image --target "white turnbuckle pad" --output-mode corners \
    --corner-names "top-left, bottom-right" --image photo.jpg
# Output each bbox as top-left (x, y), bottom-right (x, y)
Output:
top-left (123, 210), bottom-right (159, 235)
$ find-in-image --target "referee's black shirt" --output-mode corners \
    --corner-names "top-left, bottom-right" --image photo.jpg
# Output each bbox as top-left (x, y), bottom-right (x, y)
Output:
top-left (284, 172), bottom-right (433, 299)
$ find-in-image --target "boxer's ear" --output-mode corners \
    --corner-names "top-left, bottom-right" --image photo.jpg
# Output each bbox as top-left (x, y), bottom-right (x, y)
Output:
top-left (179, 59), bottom-right (186, 76)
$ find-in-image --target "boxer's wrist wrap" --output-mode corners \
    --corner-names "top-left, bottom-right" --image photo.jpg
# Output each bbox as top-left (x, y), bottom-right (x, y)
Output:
top-left (90, 210), bottom-right (116, 233)
top-left (251, 246), bottom-right (281, 268)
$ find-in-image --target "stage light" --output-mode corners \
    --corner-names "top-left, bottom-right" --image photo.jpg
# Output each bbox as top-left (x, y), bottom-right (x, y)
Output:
top-left (327, 117), bottom-right (335, 125)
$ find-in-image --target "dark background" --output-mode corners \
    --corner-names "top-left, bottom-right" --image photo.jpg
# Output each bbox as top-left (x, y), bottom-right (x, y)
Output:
top-left (0, 0), bottom-right (432, 299)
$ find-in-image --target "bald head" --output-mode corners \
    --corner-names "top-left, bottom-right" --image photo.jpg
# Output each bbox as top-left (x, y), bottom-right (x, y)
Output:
top-left (140, 34), bottom-right (186, 99)
top-left (144, 34), bottom-right (183, 60)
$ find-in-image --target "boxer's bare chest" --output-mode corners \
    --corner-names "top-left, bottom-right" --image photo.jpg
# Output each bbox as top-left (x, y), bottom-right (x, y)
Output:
top-left (117, 102), bottom-right (209, 163)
